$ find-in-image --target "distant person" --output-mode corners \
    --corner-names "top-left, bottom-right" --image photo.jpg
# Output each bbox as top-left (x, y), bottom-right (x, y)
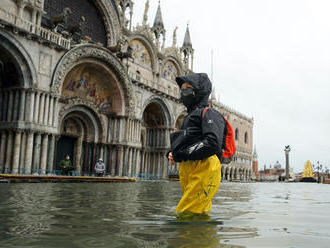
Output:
top-left (95, 158), bottom-right (105, 177)
top-left (168, 73), bottom-right (225, 217)
top-left (59, 154), bottom-right (74, 176)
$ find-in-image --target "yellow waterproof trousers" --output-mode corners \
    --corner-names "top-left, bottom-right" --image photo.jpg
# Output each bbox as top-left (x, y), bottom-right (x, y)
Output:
top-left (176, 155), bottom-right (221, 215)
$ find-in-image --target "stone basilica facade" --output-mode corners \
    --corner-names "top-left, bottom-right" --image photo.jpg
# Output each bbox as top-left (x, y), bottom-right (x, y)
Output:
top-left (0, 0), bottom-right (253, 180)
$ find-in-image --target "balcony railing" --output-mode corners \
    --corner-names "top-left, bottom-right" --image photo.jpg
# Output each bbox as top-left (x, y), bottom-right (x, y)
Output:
top-left (0, 7), bottom-right (71, 50)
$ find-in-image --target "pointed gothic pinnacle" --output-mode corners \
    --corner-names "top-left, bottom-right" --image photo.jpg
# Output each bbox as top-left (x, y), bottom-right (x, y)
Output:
top-left (153, 1), bottom-right (164, 29)
top-left (183, 23), bottom-right (192, 48)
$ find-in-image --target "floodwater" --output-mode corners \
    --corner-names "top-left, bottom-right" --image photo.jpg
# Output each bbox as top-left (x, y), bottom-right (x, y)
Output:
top-left (0, 181), bottom-right (330, 248)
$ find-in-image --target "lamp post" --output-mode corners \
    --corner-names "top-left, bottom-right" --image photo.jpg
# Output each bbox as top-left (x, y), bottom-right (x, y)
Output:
top-left (284, 145), bottom-right (291, 181)
top-left (315, 161), bottom-right (323, 183)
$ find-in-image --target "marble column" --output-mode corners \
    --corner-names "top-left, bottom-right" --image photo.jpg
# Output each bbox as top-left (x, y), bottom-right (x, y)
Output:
top-left (12, 131), bottom-right (22, 174)
top-left (52, 97), bottom-right (58, 126)
top-left (38, 93), bottom-right (45, 124)
top-left (7, 91), bottom-right (14, 121)
top-left (13, 90), bottom-right (20, 121)
top-left (1, 92), bottom-right (8, 121)
top-left (32, 9), bottom-right (37, 27)
top-left (34, 92), bottom-right (40, 123)
top-left (32, 133), bottom-right (41, 174)
top-left (123, 147), bottom-right (128, 176)
top-left (40, 134), bottom-right (49, 175)
top-left (43, 94), bottom-right (49, 125)
top-left (157, 153), bottom-right (162, 179)
top-left (135, 150), bottom-right (140, 178)
top-left (162, 153), bottom-right (167, 179)
top-left (130, 120), bottom-right (133, 142)
top-left (19, 132), bottom-right (26, 174)
top-left (0, 132), bottom-right (7, 172)
top-left (128, 148), bottom-right (132, 177)
top-left (19, 90), bottom-right (26, 121)
top-left (26, 90), bottom-right (35, 122)
top-left (47, 135), bottom-right (55, 174)
top-left (5, 132), bottom-right (13, 173)
top-left (111, 147), bottom-right (116, 175)
top-left (139, 151), bottom-right (144, 177)
top-left (113, 118), bottom-right (117, 142)
top-left (48, 96), bottom-right (54, 126)
top-left (117, 146), bottom-right (123, 176)
top-left (75, 136), bottom-right (83, 174)
top-left (25, 131), bottom-right (34, 174)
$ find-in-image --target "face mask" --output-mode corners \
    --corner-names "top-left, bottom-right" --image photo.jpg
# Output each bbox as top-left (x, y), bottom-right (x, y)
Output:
top-left (180, 88), bottom-right (196, 108)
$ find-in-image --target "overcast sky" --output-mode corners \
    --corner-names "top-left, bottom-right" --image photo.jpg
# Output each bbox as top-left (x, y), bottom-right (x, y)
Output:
top-left (132, 0), bottom-right (330, 172)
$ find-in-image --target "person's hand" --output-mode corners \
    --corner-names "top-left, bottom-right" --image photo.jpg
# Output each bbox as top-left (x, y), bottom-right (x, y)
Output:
top-left (168, 152), bottom-right (175, 165)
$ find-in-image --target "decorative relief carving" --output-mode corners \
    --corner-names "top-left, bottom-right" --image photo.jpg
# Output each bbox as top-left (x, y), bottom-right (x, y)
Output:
top-left (39, 52), bottom-right (52, 76)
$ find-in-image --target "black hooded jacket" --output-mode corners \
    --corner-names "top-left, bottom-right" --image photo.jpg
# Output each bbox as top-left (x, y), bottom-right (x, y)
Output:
top-left (170, 73), bottom-right (225, 162)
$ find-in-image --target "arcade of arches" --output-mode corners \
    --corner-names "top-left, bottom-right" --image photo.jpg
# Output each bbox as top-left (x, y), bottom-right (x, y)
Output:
top-left (0, 0), bottom-right (253, 181)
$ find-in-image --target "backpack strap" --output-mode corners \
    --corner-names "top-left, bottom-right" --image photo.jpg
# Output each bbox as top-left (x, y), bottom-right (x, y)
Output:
top-left (202, 107), bottom-right (211, 119)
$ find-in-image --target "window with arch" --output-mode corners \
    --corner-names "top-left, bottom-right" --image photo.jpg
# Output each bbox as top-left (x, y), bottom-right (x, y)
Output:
top-left (43, 0), bottom-right (107, 45)
top-left (244, 132), bottom-right (248, 144)
top-left (235, 128), bottom-right (239, 141)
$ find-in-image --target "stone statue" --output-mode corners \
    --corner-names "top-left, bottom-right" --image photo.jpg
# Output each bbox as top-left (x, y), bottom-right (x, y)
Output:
top-left (50, 7), bottom-right (72, 32)
top-left (65, 16), bottom-right (86, 37)
top-left (172, 26), bottom-right (178, 47)
top-left (142, 0), bottom-right (149, 25)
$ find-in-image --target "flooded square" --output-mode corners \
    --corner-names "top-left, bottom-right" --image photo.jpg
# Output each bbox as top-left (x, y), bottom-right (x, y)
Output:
top-left (1, 182), bottom-right (330, 247)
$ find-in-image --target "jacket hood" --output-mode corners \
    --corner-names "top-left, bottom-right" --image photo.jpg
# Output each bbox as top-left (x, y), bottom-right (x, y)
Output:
top-left (176, 73), bottom-right (212, 111)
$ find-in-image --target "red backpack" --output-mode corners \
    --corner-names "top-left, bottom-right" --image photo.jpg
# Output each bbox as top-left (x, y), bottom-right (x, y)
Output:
top-left (202, 107), bottom-right (236, 164)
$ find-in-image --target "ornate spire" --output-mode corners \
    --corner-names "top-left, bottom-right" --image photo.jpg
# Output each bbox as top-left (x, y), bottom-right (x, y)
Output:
top-left (153, 1), bottom-right (164, 29)
top-left (180, 23), bottom-right (194, 71)
top-left (151, 1), bottom-right (166, 50)
top-left (182, 23), bottom-right (192, 48)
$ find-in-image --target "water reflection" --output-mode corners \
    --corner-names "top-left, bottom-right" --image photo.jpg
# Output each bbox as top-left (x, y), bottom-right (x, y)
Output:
top-left (1, 182), bottom-right (329, 247)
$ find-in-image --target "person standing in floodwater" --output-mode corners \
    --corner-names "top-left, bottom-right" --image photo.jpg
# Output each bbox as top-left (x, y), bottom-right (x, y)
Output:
top-left (168, 73), bottom-right (225, 216)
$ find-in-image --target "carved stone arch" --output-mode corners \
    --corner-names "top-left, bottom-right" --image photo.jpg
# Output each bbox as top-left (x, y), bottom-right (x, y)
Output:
top-left (141, 95), bottom-right (172, 127)
top-left (87, 0), bottom-right (121, 46)
top-left (128, 34), bottom-right (158, 72)
top-left (59, 104), bottom-right (103, 143)
top-left (51, 44), bottom-right (135, 116)
top-left (0, 30), bottom-right (37, 88)
top-left (162, 56), bottom-right (184, 77)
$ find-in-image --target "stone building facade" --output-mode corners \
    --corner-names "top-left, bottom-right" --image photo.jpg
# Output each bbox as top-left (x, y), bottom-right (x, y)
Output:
top-left (0, 0), bottom-right (253, 180)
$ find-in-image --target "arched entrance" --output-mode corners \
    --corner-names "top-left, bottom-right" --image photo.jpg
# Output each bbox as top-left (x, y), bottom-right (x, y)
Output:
top-left (55, 106), bottom-right (102, 175)
top-left (0, 31), bottom-right (37, 174)
top-left (140, 100), bottom-right (170, 179)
